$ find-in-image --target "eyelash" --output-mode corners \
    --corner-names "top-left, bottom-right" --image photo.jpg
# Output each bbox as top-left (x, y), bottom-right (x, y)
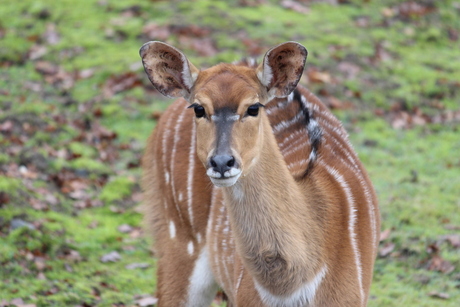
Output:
top-left (246, 102), bottom-right (264, 117)
top-left (188, 103), bottom-right (206, 118)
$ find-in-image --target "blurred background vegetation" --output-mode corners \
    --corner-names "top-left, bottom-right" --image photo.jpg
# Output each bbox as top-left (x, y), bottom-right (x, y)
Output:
top-left (0, 0), bottom-right (459, 306)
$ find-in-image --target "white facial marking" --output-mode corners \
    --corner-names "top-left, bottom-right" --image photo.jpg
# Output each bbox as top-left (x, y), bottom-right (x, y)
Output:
top-left (169, 221), bottom-right (176, 239)
top-left (185, 248), bottom-right (219, 307)
top-left (227, 114), bottom-right (240, 121)
top-left (207, 168), bottom-right (222, 179)
top-left (197, 232), bottom-right (202, 244)
top-left (187, 241), bottom-right (194, 255)
top-left (211, 114), bottom-right (240, 122)
top-left (254, 266), bottom-right (327, 307)
top-left (223, 168), bottom-right (242, 178)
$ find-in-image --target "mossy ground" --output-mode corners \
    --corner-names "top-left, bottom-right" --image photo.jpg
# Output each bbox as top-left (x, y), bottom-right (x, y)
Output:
top-left (0, 0), bottom-right (459, 306)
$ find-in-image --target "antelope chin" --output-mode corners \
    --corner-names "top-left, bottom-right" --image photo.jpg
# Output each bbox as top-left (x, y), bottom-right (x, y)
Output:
top-left (210, 174), bottom-right (241, 187)
top-left (208, 168), bottom-right (242, 188)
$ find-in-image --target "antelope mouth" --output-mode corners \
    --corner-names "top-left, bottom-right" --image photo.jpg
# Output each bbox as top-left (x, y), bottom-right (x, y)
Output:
top-left (207, 168), bottom-right (242, 187)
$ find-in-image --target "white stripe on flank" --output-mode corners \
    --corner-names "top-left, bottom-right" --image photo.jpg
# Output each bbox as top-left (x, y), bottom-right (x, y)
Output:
top-left (278, 129), bottom-right (307, 149)
top-left (235, 266), bottom-right (244, 300)
top-left (207, 186), bottom-right (224, 291)
top-left (222, 214), bottom-right (232, 297)
top-left (187, 241), bottom-right (194, 255)
top-left (323, 142), bottom-right (378, 260)
top-left (187, 121), bottom-right (196, 231)
top-left (320, 161), bottom-right (364, 305)
top-left (286, 159), bottom-right (310, 170)
top-left (216, 200), bottom-right (229, 292)
top-left (281, 140), bottom-right (310, 158)
top-left (170, 102), bottom-right (187, 222)
top-left (162, 101), bottom-right (182, 185)
top-left (272, 112), bottom-right (304, 133)
top-left (254, 265), bottom-right (327, 307)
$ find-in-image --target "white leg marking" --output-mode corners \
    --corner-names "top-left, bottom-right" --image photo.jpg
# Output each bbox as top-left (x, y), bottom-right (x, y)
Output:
top-left (187, 241), bottom-right (194, 256)
top-left (254, 266), bottom-right (327, 307)
top-left (186, 247), bottom-right (219, 307)
top-left (169, 220), bottom-right (176, 239)
top-left (320, 161), bottom-right (364, 304)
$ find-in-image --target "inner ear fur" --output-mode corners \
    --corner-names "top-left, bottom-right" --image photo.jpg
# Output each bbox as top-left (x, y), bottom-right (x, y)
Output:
top-left (139, 41), bottom-right (199, 98)
top-left (257, 42), bottom-right (307, 99)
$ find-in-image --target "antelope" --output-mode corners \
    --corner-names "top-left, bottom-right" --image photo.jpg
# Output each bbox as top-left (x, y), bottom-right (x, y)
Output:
top-left (140, 41), bottom-right (380, 307)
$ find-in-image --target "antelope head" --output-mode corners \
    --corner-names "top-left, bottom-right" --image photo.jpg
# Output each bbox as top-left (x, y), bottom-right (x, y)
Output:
top-left (140, 42), bottom-right (307, 187)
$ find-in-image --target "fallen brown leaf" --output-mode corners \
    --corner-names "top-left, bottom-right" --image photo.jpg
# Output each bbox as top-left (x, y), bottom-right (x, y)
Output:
top-left (118, 224), bottom-right (133, 233)
top-left (136, 296), bottom-right (158, 307)
top-left (281, 0), bottom-right (310, 14)
top-left (426, 254), bottom-right (455, 274)
top-left (379, 229), bottom-right (392, 242)
top-left (428, 291), bottom-right (449, 300)
top-left (379, 242), bottom-right (395, 258)
top-left (100, 251), bottom-right (122, 263)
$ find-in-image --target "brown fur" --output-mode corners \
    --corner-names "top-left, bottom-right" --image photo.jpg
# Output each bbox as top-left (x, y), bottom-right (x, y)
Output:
top-left (140, 42), bottom-right (380, 306)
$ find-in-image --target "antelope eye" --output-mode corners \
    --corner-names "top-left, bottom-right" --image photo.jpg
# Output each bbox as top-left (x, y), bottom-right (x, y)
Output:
top-left (247, 103), bottom-right (263, 117)
top-left (193, 105), bottom-right (206, 118)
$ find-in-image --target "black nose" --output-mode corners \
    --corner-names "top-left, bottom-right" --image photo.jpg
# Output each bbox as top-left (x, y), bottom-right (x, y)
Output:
top-left (210, 155), bottom-right (235, 177)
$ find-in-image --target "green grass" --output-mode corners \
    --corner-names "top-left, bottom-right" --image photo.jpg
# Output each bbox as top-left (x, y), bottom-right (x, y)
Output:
top-left (0, 0), bottom-right (459, 305)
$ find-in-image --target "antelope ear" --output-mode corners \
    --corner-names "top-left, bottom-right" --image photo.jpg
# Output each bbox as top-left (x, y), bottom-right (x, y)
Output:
top-left (257, 42), bottom-right (307, 99)
top-left (139, 41), bottom-right (199, 99)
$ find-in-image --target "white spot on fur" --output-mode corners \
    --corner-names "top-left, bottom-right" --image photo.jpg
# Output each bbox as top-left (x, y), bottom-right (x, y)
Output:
top-left (309, 149), bottom-right (317, 162)
top-left (185, 248), bottom-right (219, 307)
top-left (254, 266), bottom-right (327, 307)
top-left (169, 221), bottom-right (176, 239)
top-left (165, 171), bottom-right (170, 184)
top-left (187, 241), bottom-right (194, 255)
top-left (178, 192), bottom-right (183, 202)
top-left (197, 232), bottom-right (202, 244)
